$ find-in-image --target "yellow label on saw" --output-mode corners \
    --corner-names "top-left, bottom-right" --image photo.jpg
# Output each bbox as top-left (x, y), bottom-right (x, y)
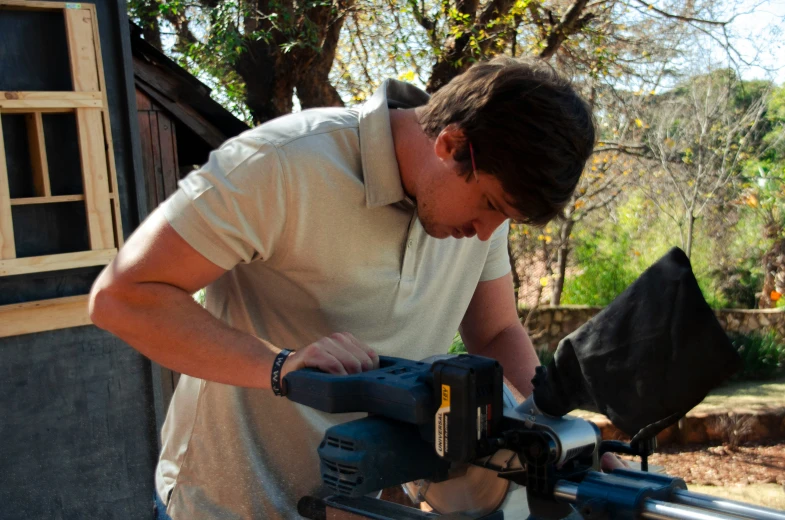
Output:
top-left (435, 384), bottom-right (450, 457)
top-left (440, 384), bottom-right (450, 408)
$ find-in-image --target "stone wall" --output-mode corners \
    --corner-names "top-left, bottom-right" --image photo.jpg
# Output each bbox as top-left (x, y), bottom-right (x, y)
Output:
top-left (522, 306), bottom-right (785, 353)
top-left (714, 308), bottom-right (785, 339)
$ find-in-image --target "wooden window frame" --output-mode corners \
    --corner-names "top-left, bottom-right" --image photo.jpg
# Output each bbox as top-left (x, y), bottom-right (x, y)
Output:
top-left (0, 1), bottom-right (122, 337)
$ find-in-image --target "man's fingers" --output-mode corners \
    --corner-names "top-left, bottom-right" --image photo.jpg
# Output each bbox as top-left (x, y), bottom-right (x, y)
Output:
top-left (284, 333), bottom-right (379, 377)
top-left (600, 453), bottom-right (629, 472)
top-left (303, 343), bottom-right (350, 375)
top-left (323, 333), bottom-right (377, 373)
top-left (280, 346), bottom-right (347, 376)
top-left (341, 332), bottom-right (380, 370)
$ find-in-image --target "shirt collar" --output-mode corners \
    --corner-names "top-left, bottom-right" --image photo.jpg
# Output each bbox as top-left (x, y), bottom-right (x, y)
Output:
top-left (358, 79), bottom-right (430, 208)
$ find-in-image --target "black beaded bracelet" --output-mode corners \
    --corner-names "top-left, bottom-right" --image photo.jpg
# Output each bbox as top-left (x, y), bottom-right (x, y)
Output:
top-left (271, 349), bottom-right (293, 396)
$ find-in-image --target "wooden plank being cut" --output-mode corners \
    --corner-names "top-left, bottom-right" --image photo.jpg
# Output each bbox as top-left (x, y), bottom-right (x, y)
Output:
top-left (0, 295), bottom-right (92, 338)
top-left (0, 248), bottom-right (116, 276)
top-left (0, 113), bottom-right (16, 260)
top-left (76, 108), bottom-right (115, 249)
top-left (26, 112), bottom-right (51, 197)
top-left (64, 8), bottom-right (100, 92)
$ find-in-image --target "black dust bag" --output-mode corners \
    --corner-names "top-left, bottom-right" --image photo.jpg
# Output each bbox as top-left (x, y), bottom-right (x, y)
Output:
top-left (531, 247), bottom-right (742, 442)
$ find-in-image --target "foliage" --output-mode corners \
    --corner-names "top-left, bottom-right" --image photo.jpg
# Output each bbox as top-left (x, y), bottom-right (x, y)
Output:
top-left (727, 331), bottom-right (785, 381)
top-left (449, 332), bottom-right (467, 354)
top-left (554, 188), bottom-right (772, 310)
top-left (128, 0), bottom-right (350, 123)
top-left (639, 71), bottom-right (771, 259)
top-left (193, 288), bottom-right (206, 307)
top-left (127, 1), bottom-right (785, 313)
top-left (560, 228), bottom-right (638, 306)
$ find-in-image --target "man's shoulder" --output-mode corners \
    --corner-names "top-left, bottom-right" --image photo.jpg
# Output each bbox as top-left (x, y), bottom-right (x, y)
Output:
top-left (242, 107), bottom-right (360, 149)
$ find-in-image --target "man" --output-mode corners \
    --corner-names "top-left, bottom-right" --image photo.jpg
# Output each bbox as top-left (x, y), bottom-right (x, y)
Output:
top-left (89, 56), bottom-right (595, 519)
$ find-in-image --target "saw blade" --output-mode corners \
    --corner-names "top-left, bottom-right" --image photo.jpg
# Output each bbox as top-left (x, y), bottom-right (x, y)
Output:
top-left (403, 449), bottom-right (522, 517)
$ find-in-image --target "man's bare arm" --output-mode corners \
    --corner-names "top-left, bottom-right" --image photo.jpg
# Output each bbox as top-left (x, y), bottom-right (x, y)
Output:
top-left (459, 272), bottom-right (540, 399)
top-left (89, 209), bottom-right (378, 389)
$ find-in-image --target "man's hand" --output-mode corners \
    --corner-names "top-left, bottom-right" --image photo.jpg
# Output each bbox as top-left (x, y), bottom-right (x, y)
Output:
top-left (280, 333), bottom-right (380, 382)
top-left (600, 452), bottom-right (630, 472)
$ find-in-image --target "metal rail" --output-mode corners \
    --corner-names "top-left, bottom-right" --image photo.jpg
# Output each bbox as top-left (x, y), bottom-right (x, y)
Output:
top-left (554, 482), bottom-right (785, 520)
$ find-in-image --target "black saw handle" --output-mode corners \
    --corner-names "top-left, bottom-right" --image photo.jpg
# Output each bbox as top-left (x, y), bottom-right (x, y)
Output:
top-left (283, 356), bottom-right (435, 425)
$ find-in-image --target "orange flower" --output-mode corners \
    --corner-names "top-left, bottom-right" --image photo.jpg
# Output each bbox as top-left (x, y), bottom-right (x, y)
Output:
top-left (771, 290), bottom-right (782, 302)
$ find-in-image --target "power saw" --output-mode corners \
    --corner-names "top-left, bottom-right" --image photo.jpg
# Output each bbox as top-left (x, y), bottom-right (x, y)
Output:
top-left (284, 249), bottom-right (784, 520)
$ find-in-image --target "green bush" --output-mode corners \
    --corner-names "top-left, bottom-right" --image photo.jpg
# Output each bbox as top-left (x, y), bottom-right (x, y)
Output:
top-left (727, 331), bottom-right (785, 380)
top-left (561, 234), bottom-right (638, 306)
top-left (449, 332), bottom-right (467, 354)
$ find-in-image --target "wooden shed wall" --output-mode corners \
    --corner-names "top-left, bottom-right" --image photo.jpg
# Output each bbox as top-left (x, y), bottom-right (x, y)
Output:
top-left (136, 89), bottom-right (179, 211)
top-left (0, 1), bottom-right (158, 518)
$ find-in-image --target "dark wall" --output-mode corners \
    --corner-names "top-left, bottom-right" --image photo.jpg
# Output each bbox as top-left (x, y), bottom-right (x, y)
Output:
top-left (0, 1), bottom-right (157, 518)
top-left (0, 327), bottom-right (157, 520)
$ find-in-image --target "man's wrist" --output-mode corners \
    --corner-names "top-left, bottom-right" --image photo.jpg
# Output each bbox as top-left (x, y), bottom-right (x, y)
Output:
top-left (271, 349), bottom-right (293, 396)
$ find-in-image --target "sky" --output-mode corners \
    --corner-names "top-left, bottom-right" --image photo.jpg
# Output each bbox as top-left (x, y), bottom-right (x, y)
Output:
top-left (724, 0), bottom-right (785, 85)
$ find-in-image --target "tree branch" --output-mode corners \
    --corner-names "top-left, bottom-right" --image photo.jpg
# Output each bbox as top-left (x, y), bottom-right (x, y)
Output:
top-left (538, 0), bottom-right (594, 60)
top-left (633, 0), bottom-right (728, 27)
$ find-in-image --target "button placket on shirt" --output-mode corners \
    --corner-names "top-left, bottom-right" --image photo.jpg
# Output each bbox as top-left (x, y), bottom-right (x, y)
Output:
top-left (400, 212), bottom-right (423, 286)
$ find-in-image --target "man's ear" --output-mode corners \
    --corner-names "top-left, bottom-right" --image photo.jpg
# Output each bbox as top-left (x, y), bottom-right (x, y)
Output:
top-left (434, 124), bottom-right (467, 162)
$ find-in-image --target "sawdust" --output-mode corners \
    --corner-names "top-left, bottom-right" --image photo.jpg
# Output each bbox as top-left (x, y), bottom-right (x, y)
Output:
top-left (643, 441), bottom-right (785, 486)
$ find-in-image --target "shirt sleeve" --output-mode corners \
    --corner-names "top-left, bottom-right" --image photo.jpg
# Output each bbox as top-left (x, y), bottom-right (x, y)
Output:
top-left (479, 220), bottom-right (512, 282)
top-left (160, 134), bottom-right (288, 270)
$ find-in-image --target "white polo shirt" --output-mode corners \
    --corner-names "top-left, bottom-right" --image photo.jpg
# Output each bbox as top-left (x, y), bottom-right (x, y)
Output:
top-left (156, 79), bottom-right (511, 519)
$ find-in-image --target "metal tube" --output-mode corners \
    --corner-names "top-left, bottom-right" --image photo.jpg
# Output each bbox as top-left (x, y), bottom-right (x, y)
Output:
top-left (553, 481), bottom-right (785, 520)
top-left (553, 481), bottom-right (579, 502)
top-left (641, 500), bottom-right (748, 520)
top-left (672, 490), bottom-right (785, 520)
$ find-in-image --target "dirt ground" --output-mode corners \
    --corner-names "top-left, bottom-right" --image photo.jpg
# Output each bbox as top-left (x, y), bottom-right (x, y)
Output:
top-left (622, 441), bottom-right (785, 509)
top-left (643, 442), bottom-right (785, 486)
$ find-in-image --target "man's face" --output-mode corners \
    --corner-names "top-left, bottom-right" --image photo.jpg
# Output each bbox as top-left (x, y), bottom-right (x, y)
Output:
top-left (416, 169), bottom-right (519, 241)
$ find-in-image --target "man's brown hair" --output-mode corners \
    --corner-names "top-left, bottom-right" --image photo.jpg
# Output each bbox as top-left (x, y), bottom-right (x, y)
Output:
top-left (418, 56), bottom-right (596, 226)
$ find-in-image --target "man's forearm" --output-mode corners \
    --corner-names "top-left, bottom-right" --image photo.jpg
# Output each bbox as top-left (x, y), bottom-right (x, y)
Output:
top-left (90, 281), bottom-right (280, 388)
top-left (468, 323), bottom-right (540, 398)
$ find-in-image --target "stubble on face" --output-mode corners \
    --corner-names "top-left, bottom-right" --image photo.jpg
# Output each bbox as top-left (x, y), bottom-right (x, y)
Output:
top-left (415, 199), bottom-right (450, 239)
top-left (415, 178), bottom-right (474, 240)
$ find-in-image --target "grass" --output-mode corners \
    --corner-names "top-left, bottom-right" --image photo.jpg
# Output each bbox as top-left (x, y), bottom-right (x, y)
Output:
top-left (688, 484), bottom-right (785, 510)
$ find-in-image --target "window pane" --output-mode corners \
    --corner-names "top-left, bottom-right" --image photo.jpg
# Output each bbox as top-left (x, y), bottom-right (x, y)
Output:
top-left (12, 202), bottom-right (89, 257)
top-left (44, 113), bottom-right (84, 196)
top-left (0, 9), bottom-right (72, 91)
top-left (2, 114), bottom-right (35, 199)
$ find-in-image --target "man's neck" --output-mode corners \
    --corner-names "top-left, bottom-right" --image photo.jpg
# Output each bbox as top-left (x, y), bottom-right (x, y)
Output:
top-left (389, 107), bottom-right (431, 201)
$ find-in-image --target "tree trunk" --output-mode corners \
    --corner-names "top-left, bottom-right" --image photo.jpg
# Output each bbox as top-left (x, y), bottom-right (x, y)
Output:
top-left (295, 2), bottom-right (351, 109)
top-left (508, 237), bottom-right (521, 307)
top-left (425, 0), bottom-right (480, 93)
top-left (140, 20), bottom-right (162, 51)
top-left (235, 0), bottom-right (350, 124)
top-left (236, 41), bottom-right (293, 124)
top-left (550, 218), bottom-right (575, 306)
top-left (685, 213), bottom-right (695, 259)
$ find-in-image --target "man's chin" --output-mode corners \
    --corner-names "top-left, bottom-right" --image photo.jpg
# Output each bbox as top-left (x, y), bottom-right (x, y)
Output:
top-left (421, 223), bottom-right (452, 239)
